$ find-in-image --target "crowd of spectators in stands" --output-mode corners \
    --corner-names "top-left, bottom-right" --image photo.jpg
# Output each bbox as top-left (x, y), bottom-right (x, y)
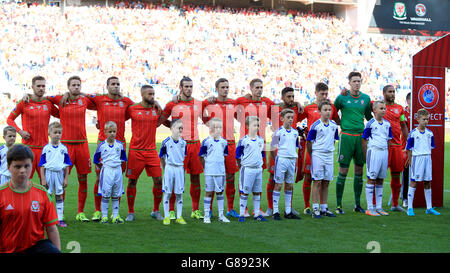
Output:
top-left (0, 2), bottom-right (442, 125)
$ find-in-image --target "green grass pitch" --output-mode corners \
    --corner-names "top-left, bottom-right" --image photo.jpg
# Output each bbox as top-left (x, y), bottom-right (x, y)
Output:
top-left (25, 141), bottom-right (450, 253)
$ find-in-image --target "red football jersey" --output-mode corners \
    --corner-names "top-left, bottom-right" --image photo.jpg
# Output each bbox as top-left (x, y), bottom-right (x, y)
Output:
top-left (371, 102), bottom-right (406, 145)
top-left (202, 98), bottom-right (236, 141)
top-left (402, 106), bottom-right (411, 147)
top-left (126, 103), bottom-right (160, 150)
top-left (404, 106), bottom-right (411, 130)
top-left (7, 98), bottom-right (60, 148)
top-left (162, 98), bottom-right (205, 141)
top-left (0, 182), bottom-right (58, 253)
top-left (49, 95), bottom-right (96, 143)
top-left (88, 94), bottom-right (134, 143)
top-left (235, 96), bottom-right (274, 139)
top-left (298, 102), bottom-right (339, 130)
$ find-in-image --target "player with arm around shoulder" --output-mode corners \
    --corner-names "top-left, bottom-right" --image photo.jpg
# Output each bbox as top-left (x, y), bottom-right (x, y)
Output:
top-left (306, 100), bottom-right (339, 219)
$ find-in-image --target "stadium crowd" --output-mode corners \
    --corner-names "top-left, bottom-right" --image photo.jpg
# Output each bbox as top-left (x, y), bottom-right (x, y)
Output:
top-left (0, 2), bottom-right (441, 126)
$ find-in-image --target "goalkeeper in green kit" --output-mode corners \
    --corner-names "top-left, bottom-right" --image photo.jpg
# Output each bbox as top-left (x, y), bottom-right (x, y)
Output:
top-left (334, 72), bottom-right (373, 214)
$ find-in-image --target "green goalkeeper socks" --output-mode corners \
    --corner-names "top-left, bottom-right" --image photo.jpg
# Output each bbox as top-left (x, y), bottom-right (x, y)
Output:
top-left (354, 174), bottom-right (363, 207)
top-left (336, 172), bottom-right (347, 207)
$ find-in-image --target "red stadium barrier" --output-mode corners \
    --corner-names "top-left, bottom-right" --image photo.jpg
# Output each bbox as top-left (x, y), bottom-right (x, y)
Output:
top-left (411, 34), bottom-right (449, 207)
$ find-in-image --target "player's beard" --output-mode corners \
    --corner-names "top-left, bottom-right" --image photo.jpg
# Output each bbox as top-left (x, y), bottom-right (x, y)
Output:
top-left (181, 90), bottom-right (192, 99)
top-left (285, 101), bottom-right (295, 108)
top-left (144, 98), bottom-right (154, 105)
top-left (386, 96), bottom-right (395, 104)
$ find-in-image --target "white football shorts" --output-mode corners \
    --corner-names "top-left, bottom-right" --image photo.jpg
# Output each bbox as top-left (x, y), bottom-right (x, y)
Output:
top-left (410, 154), bottom-right (432, 182)
top-left (205, 175), bottom-right (225, 193)
top-left (162, 164), bottom-right (185, 195)
top-left (366, 148), bottom-right (388, 180)
top-left (45, 169), bottom-right (65, 195)
top-left (239, 166), bottom-right (263, 195)
top-left (274, 156), bottom-right (296, 184)
top-left (311, 151), bottom-right (334, 181)
top-left (99, 165), bottom-right (124, 198)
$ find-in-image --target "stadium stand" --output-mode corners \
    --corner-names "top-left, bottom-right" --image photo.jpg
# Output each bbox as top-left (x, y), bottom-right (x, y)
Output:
top-left (0, 1), bottom-right (441, 125)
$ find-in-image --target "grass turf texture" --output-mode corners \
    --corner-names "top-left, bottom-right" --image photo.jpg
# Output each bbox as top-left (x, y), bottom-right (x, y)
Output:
top-left (23, 137), bottom-right (450, 253)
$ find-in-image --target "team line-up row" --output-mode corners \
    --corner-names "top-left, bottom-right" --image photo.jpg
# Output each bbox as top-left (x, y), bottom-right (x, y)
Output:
top-left (1, 73), bottom-right (440, 230)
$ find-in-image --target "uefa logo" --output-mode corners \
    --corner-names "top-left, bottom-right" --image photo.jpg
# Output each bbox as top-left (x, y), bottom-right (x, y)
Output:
top-left (418, 83), bottom-right (439, 109)
top-left (415, 4), bottom-right (426, 17)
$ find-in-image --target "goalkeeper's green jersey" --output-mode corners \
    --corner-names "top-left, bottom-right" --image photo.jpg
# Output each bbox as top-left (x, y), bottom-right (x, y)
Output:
top-left (334, 91), bottom-right (372, 135)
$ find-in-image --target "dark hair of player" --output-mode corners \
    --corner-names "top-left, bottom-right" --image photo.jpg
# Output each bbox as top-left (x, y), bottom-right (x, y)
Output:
top-left (67, 76), bottom-right (81, 87)
top-left (281, 87), bottom-right (294, 97)
top-left (348, 71), bottom-right (362, 81)
top-left (106, 76), bottom-right (119, 86)
top-left (215, 78), bottom-right (229, 89)
top-left (382, 85), bottom-right (395, 93)
top-left (141, 85), bottom-right (154, 92)
top-left (180, 76), bottom-right (193, 87)
top-left (249, 78), bottom-right (263, 88)
top-left (315, 82), bottom-right (329, 92)
top-left (32, 76), bottom-right (45, 85)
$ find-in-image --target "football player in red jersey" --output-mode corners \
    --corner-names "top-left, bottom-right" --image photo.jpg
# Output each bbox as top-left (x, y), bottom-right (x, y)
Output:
top-left (124, 85), bottom-right (163, 221)
top-left (381, 85), bottom-right (408, 212)
top-left (47, 76), bottom-right (97, 222)
top-left (87, 77), bottom-right (134, 221)
top-left (6, 76), bottom-right (59, 183)
top-left (159, 77), bottom-right (207, 220)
